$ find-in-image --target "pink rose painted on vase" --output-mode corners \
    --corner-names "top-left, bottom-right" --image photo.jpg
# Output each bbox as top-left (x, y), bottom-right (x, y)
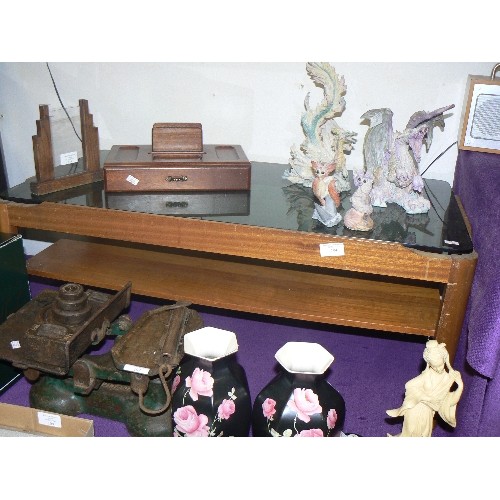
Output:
top-left (185, 367), bottom-right (214, 401)
top-left (295, 428), bottom-right (324, 437)
top-left (173, 405), bottom-right (210, 437)
top-left (262, 398), bottom-right (277, 420)
top-left (217, 399), bottom-right (236, 420)
top-left (252, 342), bottom-right (346, 437)
top-left (287, 388), bottom-right (322, 423)
top-left (327, 408), bottom-right (338, 430)
top-left (171, 374), bottom-right (181, 394)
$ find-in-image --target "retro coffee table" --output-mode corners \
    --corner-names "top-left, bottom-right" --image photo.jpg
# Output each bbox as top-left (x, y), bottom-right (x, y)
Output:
top-left (0, 160), bottom-right (476, 361)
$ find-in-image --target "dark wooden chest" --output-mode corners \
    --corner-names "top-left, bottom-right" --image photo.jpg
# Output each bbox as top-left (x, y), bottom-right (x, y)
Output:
top-left (103, 144), bottom-right (251, 192)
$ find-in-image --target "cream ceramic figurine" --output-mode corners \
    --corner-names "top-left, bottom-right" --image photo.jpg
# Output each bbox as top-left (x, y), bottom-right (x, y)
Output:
top-left (344, 170), bottom-right (374, 231)
top-left (284, 62), bottom-right (357, 195)
top-left (386, 340), bottom-right (463, 437)
top-left (361, 104), bottom-right (454, 214)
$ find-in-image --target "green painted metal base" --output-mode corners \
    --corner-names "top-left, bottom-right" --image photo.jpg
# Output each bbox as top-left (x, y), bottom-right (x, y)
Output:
top-left (30, 375), bottom-right (172, 437)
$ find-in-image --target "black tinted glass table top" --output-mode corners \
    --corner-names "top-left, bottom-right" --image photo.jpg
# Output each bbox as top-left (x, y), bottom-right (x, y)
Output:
top-left (1, 159), bottom-right (473, 255)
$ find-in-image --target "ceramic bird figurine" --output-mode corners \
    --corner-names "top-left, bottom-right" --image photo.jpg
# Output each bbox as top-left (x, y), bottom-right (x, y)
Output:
top-left (285, 62), bottom-right (356, 194)
top-left (311, 161), bottom-right (342, 227)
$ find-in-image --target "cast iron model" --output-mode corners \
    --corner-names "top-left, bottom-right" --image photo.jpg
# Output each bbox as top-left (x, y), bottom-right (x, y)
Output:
top-left (0, 282), bottom-right (132, 376)
top-left (0, 282), bottom-right (204, 436)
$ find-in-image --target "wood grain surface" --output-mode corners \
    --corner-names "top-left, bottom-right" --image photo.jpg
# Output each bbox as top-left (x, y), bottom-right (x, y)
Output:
top-left (3, 200), bottom-right (455, 282)
top-left (27, 238), bottom-right (442, 336)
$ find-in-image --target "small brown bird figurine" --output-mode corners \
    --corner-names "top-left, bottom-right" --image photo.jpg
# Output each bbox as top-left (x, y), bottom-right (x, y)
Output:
top-left (311, 161), bottom-right (340, 207)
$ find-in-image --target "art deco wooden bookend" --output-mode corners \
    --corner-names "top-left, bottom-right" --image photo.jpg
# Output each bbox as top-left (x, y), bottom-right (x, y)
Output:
top-left (31, 99), bottom-right (102, 195)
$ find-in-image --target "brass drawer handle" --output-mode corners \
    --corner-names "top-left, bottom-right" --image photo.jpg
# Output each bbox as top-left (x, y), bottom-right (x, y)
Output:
top-left (166, 175), bottom-right (188, 182)
top-left (165, 201), bottom-right (188, 208)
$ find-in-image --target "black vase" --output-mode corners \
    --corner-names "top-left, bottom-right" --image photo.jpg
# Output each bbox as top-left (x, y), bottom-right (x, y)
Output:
top-left (171, 327), bottom-right (252, 437)
top-left (252, 342), bottom-right (345, 437)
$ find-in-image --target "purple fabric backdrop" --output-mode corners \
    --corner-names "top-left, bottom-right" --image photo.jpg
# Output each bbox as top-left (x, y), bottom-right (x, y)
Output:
top-left (446, 149), bottom-right (500, 436)
top-left (0, 279), bottom-right (433, 437)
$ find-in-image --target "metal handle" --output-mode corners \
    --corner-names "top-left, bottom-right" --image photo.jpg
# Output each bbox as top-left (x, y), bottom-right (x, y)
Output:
top-left (136, 363), bottom-right (173, 416)
top-left (166, 175), bottom-right (188, 182)
top-left (491, 63), bottom-right (500, 80)
top-left (165, 201), bottom-right (188, 208)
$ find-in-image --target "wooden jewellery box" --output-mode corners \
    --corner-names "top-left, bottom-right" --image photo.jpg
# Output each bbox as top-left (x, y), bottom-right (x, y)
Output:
top-left (103, 123), bottom-right (251, 193)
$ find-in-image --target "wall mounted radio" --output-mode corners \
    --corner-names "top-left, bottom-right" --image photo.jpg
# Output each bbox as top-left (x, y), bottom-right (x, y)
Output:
top-left (458, 63), bottom-right (500, 154)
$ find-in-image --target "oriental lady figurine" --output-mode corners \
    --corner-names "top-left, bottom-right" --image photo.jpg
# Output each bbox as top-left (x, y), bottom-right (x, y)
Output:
top-left (386, 340), bottom-right (463, 437)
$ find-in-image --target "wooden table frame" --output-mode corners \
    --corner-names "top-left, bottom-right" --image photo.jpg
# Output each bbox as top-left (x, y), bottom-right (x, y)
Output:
top-left (0, 196), bottom-right (477, 362)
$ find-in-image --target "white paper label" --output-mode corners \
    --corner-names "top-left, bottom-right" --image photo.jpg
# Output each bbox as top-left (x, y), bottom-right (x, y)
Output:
top-left (319, 243), bottom-right (345, 257)
top-left (38, 411), bottom-right (62, 428)
top-left (123, 364), bottom-right (150, 375)
top-left (60, 151), bottom-right (78, 165)
top-left (10, 340), bottom-right (21, 349)
top-left (444, 240), bottom-right (459, 246)
top-left (126, 175), bottom-right (140, 186)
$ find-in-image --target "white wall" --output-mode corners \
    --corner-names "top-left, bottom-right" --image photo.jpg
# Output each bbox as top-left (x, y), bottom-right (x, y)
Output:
top-left (0, 62), bottom-right (495, 254)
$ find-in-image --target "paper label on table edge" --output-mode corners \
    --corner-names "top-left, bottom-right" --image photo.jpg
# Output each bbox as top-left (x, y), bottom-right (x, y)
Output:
top-left (319, 243), bottom-right (345, 257)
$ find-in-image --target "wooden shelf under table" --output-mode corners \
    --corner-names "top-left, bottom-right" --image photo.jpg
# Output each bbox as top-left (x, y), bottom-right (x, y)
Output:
top-left (27, 238), bottom-right (442, 337)
top-left (0, 198), bottom-right (477, 360)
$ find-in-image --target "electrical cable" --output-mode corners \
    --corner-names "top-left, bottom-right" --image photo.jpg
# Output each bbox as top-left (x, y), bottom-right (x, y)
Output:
top-left (420, 141), bottom-right (457, 177)
top-left (419, 141), bottom-right (459, 225)
top-left (46, 63), bottom-right (82, 142)
top-left (415, 140), bottom-right (460, 225)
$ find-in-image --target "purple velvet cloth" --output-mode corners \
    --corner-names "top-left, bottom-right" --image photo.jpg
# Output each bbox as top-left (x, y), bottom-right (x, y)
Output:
top-left (1, 280), bottom-right (432, 437)
top-left (454, 150), bottom-right (500, 377)
top-left (446, 149), bottom-right (500, 436)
